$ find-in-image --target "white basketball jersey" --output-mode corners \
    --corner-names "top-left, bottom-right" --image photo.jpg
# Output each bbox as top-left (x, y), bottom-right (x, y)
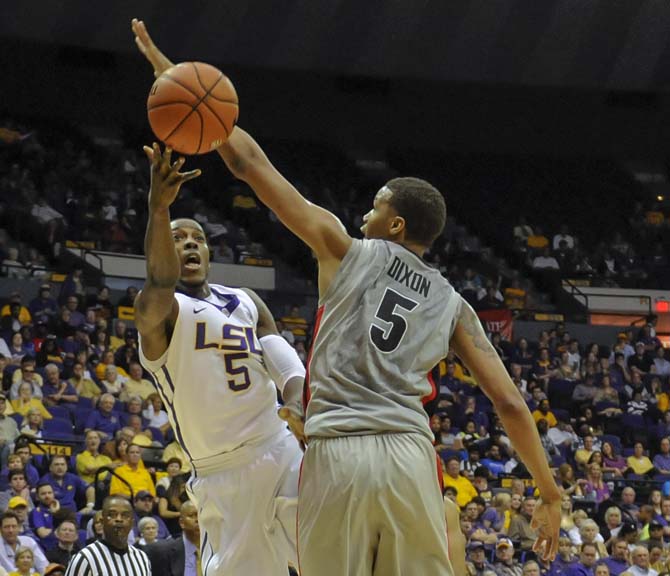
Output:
top-left (139, 284), bottom-right (286, 475)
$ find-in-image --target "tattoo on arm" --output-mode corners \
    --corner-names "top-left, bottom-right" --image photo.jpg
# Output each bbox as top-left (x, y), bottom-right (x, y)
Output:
top-left (459, 304), bottom-right (498, 358)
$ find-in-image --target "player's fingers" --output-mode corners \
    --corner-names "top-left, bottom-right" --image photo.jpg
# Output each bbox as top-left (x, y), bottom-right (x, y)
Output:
top-left (168, 156), bottom-right (186, 176)
top-left (179, 169), bottom-right (202, 183)
top-left (142, 145), bottom-right (154, 162)
top-left (163, 146), bottom-right (173, 166)
top-left (548, 534), bottom-right (558, 561)
top-left (134, 36), bottom-right (147, 56)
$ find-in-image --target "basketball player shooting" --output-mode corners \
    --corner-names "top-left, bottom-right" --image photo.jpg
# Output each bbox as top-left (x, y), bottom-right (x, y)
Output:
top-left (133, 109), bottom-right (306, 576)
top-left (133, 18), bottom-right (561, 576)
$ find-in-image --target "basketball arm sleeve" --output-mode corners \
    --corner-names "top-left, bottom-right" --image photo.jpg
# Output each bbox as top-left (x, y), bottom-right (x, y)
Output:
top-left (259, 334), bottom-right (305, 413)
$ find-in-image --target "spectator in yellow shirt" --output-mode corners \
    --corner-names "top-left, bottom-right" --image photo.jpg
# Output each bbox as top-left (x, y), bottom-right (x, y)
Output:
top-left (574, 434), bottom-right (595, 471)
top-left (108, 320), bottom-right (127, 352)
top-left (94, 351), bottom-right (128, 382)
top-left (532, 399), bottom-right (558, 428)
top-left (442, 456), bottom-right (478, 508)
top-left (109, 444), bottom-right (156, 499)
top-left (121, 362), bottom-right (155, 401)
top-left (627, 442), bottom-right (655, 476)
top-left (76, 431), bottom-right (112, 484)
top-left (10, 383), bottom-right (52, 420)
top-left (67, 361), bottom-right (101, 404)
top-left (0, 292), bottom-right (32, 325)
top-left (280, 306), bottom-right (308, 339)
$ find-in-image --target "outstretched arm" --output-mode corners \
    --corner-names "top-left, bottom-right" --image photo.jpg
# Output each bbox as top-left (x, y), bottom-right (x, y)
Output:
top-left (450, 301), bottom-right (561, 561)
top-left (134, 145), bottom-right (201, 360)
top-left (132, 18), bottom-right (352, 293)
top-left (217, 129), bottom-right (352, 264)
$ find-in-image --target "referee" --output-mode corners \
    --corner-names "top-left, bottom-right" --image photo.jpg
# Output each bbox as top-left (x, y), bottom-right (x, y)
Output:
top-left (65, 496), bottom-right (151, 576)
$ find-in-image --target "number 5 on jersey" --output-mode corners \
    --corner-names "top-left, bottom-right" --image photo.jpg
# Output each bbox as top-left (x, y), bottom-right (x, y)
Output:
top-left (369, 288), bottom-right (419, 353)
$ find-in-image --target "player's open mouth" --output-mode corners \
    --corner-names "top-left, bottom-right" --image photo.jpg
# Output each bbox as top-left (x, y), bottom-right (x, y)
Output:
top-left (184, 253), bottom-right (201, 270)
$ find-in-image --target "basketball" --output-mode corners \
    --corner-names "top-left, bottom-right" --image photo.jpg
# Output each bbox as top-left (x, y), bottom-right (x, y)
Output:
top-left (147, 61), bottom-right (239, 155)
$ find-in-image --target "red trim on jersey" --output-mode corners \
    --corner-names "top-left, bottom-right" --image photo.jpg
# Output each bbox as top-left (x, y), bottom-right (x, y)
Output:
top-left (435, 451), bottom-right (444, 493)
top-left (303, 304), bottom-right (325, 411)
top-left (296, 457), bottom-right (305, 574)
top-left (422, 369), bottom-right (438, 405)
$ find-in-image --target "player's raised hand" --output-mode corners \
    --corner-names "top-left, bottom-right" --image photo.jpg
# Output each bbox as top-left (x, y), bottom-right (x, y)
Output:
top-left (278, 407), bottom-right (307, 451)
top-left (143, 143), bottom-right (201, 213)
top-left (131, 18), bottom-right (174, 77)
top-left (530, 496), bottom-right (561, 562)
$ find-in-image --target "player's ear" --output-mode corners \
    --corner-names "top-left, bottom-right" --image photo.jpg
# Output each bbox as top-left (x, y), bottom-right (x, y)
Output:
top-left (389, 215), bottom-right (406, 237)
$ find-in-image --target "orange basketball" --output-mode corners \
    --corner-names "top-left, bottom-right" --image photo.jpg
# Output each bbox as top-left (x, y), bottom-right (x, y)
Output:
top-left (147, 62), bottom-right (239, 155)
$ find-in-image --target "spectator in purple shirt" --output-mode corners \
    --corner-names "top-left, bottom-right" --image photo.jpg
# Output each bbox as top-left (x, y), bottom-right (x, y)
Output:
top-left (583, 463), bottom-right (611, 504)
top-left (652, 437), bottom-right (670, 475)
top-left (39, 455), bottom-right (94, 513)
top-left (64, 296), bottom-right (85, 329)
top-left (41, 364), bottom-right (78, 410)
top-left (84, 393), bottom-right (121, 441)
top-left (600, 538), bottom-right (630, 576)
top-left (549, 536), bottom-right (577, 576)
top-left (565, 542), bottom-right (598, 576)
top-left (28, 284), bottom-right (59, 327)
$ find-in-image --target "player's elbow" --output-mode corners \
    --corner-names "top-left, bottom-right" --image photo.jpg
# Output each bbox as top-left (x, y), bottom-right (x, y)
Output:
top-left (491, 393), bottom-right (528, 421)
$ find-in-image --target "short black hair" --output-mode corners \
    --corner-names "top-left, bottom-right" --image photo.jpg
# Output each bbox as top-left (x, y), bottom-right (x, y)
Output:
top-left (7, 469), bottom-right (25, 482)
top-left (385, 177), bottom-right (446, 246)
top-left (0, 510), bottom-right (20, 525)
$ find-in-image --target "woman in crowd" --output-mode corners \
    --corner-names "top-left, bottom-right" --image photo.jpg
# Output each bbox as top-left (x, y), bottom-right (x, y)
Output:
top-left (137, 517), bottom-right (159, 546)
top-left (560, 493), bottom-right (576, 535)
top-left (142, 393), bottom-right (170, 437)
top-left (9, 547), bottom-right (38, 576)
top-left (556, 350), bottom-right (578, 380)
top-left (601, 441), bottom-right (628, 477)
top-left (580, 350), bottom-right (600, 380)
top-left (601, 506), bottom-right (623, 545)
top-left (558, 463), bottom-right (585, 497)
top-left (8, 332), bottom-right (28, 365)
top-left (568, 509), bottom-right (589, 545)
top-left (19, 408), bottom-right (44, 439)
top-left (11, 382), bottom-right (52, 419)
top-left (158, 459), bottom-right (189, 537)
top-left (583, 463), bottom-right (611, 504)
top-left (579, 519), bottom-right (608, 559)
top-left (107, 436), bottom-right (129, 467)
top-left (100, 364), bottom-right (126, 397)
top-left (627, 441), bottom-right (655, 476)
top-left (649, 489), bottom-right (663, 518)
top-left (481, 492), bottom-right (511, 534)
top-left (86, 511), bottom-right (104, 545)
top-left (91, 328), bottom-right (109, 359)
top-left (594, 375), bottom-right (622, 406)
top-left (551, 536), bottom-right (577, 575)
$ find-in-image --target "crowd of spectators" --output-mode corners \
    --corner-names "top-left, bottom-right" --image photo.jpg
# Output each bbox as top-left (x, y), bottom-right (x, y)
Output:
top-left (434, 316), bottom-right (670, 576)
top-left (512, 218), bottom-right (669, 293)
top-left (0, 277), bottom-right (314, 575)
top-left (3, 117), bottom-right (670, 575)
top-left (1, 268), bottom-right (668, 574)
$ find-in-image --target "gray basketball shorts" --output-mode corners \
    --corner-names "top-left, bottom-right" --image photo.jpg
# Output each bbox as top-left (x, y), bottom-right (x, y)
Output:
top-left (297, 433), bottom-right (454, 576)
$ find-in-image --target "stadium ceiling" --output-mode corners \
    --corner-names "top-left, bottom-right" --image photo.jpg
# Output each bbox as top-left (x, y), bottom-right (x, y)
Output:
top-left (3, 0), bottom-right (670, 92)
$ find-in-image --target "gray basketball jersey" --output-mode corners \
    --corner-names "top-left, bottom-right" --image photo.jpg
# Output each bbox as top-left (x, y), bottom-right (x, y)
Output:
top-left (305, 238), bottom-right (463, 440)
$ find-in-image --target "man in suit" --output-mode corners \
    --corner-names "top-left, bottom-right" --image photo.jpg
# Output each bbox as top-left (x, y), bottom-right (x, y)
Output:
top-left (143, 501), bottom-right (199, 576)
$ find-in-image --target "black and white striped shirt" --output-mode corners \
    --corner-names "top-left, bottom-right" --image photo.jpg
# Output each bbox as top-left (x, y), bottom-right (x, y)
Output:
top-left (64, 540), bottom-right (151, 576)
